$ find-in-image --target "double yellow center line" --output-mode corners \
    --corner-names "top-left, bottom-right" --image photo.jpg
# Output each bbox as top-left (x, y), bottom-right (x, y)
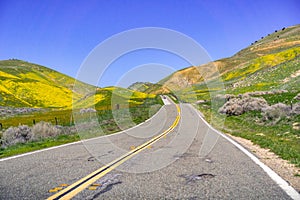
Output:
top-left (47, 104), bottom-right (181, 200)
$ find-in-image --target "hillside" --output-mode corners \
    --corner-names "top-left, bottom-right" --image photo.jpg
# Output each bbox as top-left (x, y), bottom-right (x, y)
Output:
top-left (150, 24), bottom-right (300, 171)
top-left (149, 24), bottom-right (300, 100)
top-left (0, 59), bottom-right (94, 108)
top-left (73, 86), bottom-right (155, 110)
top-left (128, 82), bottom-right (154, 92)
top-left (0, 59), bottom-right (155, 109)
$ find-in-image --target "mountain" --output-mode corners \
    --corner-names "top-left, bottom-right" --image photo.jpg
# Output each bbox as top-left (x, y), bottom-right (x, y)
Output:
top-left (127, 82), bottom-right (169, 94)
top-left (73, 86), bottom-right (155, 110)
top-left (128, 82), bottom-right (154, 92)
top-left (0, 59), bottom-right (155, 109)
top-left (147, 24), bottom-right (300, 101)
top-left (0, 59), bottom-right (91, 108)
top-left (2, 25), bottom-right (299, 108)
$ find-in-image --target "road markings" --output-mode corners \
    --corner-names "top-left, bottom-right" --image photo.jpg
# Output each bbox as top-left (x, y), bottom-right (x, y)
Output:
top-left (190, 104), bottom-right (300, 200)
top-left (88, 186), bottom-right (98, 190)
top-left (47, 104), bottom-right (181, 200)
top-left (60, 184), bottom-right (68, 187)
top-left (0, 106), bottom-right (166, 163)
top-left (49, 184), bottom-right (69, 193)
top-left (130, 145), bottom-right (135, 150)
top-left (49, 187), bottom-right (63, 193)
top-left (91, 183), bottom-right (101, 187)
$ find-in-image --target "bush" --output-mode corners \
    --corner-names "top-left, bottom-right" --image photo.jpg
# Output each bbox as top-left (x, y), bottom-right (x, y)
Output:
top-left (0, 122), bottom-right (72, 148)
top-left (262, 103), bottom-right (291, 123)
top-left (292, 103), bottom-right (300, 115)
top-left (1, 125), bottom-right (32, 147)
top-left (32, 121), bottom-right (61, 139)
top-left (243, 97), bottom-right (269, 112)
top-left (219, 97), bottom-right (268, 116)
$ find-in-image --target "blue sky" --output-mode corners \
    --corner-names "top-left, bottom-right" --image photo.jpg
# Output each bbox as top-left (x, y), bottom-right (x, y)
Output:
top-left (0, 0), bottom-right (299, 87)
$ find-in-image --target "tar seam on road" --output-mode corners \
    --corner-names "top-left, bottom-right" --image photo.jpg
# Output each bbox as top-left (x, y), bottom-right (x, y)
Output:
top-left (46, 104), bottom-right (181, 200)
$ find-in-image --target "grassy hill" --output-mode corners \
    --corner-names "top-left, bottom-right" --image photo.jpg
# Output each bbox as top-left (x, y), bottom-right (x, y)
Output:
top-left (149, 25), bottom-right (300, 101)
top-left (0, 60), bottom-right (162, 157)
top-left (128, 82), bottom-right (154, 92)
top-left (0, 59), bottom-right (156, 110)
top-left (145, 24), bottom-right (300, 168)
top-left (73, 86), bottom-right (156, 110)
top-left (0, 59), bottom-right (94, 108)
top-left (127, 82), bottom-right (171, 94)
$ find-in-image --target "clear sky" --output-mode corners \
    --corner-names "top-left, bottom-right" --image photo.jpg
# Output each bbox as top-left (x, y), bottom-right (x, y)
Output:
top-left (0, 0), bottom-right (299, 87)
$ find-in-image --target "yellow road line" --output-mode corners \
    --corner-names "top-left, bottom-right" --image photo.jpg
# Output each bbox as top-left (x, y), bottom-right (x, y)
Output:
top-left (47, 104), bottom-right (181, 200)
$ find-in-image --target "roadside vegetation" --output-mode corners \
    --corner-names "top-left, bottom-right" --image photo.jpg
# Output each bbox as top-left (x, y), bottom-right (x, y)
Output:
top-left (0, 95), bottom-right (163, 158)
top-left (164, 26), bottom-right (300, 169)
top-left (194, 91), bottom-right (300, 168)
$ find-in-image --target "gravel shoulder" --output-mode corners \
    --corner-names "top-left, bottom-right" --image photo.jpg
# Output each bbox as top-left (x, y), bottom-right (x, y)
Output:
top-left (228, 134), bottom-right (300, 193)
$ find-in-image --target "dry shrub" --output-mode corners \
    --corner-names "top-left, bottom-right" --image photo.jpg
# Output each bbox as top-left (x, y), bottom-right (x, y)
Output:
top-left (262, 103), bottom-right (291, 123)
top-left (80, 108), bottom-right (96, 113)
top-left (1, 125), bottom-right (32, 147)
top-left (219, 97), bottom-right (268, 116)
top-left (32, 121), bottom-right (61, 139)
top-left (243, 97), bottom-right (269, 112)
top-left (292, 103), bottom-right (300, 115)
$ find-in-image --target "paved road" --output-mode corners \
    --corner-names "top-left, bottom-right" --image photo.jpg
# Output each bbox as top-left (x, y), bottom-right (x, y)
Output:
top-left (0, 100), bottom-right (299, 199)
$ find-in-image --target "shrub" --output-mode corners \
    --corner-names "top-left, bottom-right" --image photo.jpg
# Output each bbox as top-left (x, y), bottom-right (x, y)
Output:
top-left (32, 121), bottom-right (61, 139)
top-left (262, 103), bottom-right (291, 123)
top-left (79, 108), bottom-right (96, 113)
top-left (219, 96), bottom-right (268, 116)
top-left (292, 103), bottom-right (300, 115)
top-left (1, 125), bottom-right (32, 147)
top-left (243, 97), bottom-right (268, 112)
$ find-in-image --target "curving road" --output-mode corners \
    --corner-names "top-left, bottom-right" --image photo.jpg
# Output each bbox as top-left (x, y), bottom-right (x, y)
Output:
top-left (0, 97), bottom-right (299, 199)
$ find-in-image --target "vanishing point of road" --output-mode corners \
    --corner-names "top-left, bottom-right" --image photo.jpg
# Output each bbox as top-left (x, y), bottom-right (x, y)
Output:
top-left (1, 97), bottom-right (299, 199)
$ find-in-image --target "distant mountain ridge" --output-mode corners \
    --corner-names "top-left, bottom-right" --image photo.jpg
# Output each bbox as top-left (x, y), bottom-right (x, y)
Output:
top-left (127, 82), bottom-right (154, 92)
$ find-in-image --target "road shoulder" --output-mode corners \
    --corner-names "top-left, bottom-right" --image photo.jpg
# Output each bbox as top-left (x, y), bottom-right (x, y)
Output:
top-left (228, 134), bottom-right (300, 193)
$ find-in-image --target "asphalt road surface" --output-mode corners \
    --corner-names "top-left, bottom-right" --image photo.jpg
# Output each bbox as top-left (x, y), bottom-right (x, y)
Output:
top-left (1, 98), bottom-right (299, 199)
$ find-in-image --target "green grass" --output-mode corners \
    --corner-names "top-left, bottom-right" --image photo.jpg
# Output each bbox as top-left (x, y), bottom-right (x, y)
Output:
top-left (0, 134), bottom-right (80, 158)
top-left (222, 112), bottom-right (300, 167)
top-left (148, 25), bottom-right (300, 169)
top-left (260, 92), bottom-right (299, 105)
top-left (0, 60), bottom-right (156, 109)
top-left (0, 109), bottom-right (74, 129)
top-left (0, 59), bottom-right (92, 108)
top-left (0, 96), bottom-right (163, 158)
top-left (223, 47), bottom-right (300, 82)
top-left (225, 55), bottom-right (300, 95)
top-left (94, 96), bottom-right (163, 133)
top-left (195, 98), bottom-right (300, 167)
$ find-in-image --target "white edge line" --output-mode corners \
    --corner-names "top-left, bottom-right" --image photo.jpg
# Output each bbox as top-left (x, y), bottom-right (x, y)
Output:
top-left (189, 104), bottom-right (300, 200)
top-left (0, 140), bottom-right (82, 162)
top-left (0, 104), bottom-right (166, 162)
